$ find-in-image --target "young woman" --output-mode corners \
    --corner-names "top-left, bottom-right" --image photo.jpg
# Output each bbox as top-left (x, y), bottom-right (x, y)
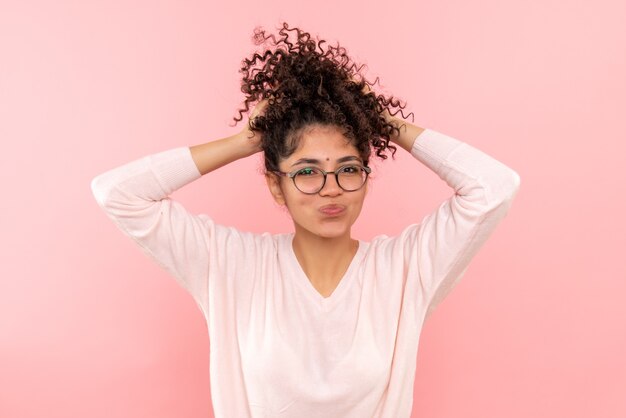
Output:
top-left (91, 23), bottom-right (520, 418)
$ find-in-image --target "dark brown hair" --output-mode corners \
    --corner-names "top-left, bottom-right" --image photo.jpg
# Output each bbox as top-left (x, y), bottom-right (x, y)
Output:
top-left (233, 22), bottom-right (413, 172)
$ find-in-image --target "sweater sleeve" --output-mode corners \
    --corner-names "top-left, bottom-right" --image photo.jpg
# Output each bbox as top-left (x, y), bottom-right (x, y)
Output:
top-left (90, 146), bottom-right (214, 319)
top-left (402, 128), bottom-right (521, 319)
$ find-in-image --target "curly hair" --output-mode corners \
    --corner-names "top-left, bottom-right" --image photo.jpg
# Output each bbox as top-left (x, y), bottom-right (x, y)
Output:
top-left (233, 22), bottom-right (414, 173)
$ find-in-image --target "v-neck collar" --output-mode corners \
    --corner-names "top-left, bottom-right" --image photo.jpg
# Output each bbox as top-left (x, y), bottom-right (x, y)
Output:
top-left (286, 234), bottom-right (366, 312)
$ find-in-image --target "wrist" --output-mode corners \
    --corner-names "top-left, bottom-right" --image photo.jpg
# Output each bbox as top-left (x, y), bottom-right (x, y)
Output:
top-left (233, 129), bottom-right (262, 158)
top-left (389, 117), bottom-right (425, 153)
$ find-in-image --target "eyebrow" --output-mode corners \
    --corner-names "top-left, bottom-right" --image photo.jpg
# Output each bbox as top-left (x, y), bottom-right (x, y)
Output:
top-left (290, 156), bottom-right (362, 167)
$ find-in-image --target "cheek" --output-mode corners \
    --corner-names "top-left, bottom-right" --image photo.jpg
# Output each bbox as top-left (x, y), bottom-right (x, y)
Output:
top-left (355, 200), bottom-right (366, 214)
top-left (350, 193), bottom-right (367, 216)
top-left (279, 187), bottom-right (299, 209)
top-left (284, 193), bottom-right (311, 213)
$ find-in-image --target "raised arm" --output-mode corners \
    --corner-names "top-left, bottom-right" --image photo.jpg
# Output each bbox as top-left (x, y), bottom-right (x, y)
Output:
top-left (90, 101), bottom-right (266, 317)
top-left (386, 118), bottom-right (521, 320)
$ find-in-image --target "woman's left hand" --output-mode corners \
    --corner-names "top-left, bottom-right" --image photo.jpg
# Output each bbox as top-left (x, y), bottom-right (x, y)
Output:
top-left (359, 80), bottom-right (424, 151)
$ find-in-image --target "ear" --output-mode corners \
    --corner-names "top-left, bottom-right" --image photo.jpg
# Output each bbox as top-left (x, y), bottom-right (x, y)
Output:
top-left (265, 172), bottom-right (286, 206)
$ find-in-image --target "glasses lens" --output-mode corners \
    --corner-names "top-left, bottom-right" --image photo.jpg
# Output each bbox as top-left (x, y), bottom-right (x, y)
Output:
top-left (337, 165), bottom-right (367, 191)
top-left (293, 167), bottom-right (325, 193)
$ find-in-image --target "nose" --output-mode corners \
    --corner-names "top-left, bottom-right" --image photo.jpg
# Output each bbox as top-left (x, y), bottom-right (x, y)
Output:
top-left (318, 173), bottom-right (343, 196)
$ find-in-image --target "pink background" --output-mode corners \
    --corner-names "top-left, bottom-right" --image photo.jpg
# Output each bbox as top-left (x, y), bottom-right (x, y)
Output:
top-left (1, 1), bottom-right (625, 417)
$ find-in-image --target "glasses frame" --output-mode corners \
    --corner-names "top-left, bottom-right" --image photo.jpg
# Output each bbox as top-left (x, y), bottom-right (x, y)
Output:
top-left (272, 164), bottom-right (372, 195)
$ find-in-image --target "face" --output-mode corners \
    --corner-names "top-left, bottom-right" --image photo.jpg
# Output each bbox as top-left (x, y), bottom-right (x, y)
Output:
top-left (265, 124), bottom-right (369, 241)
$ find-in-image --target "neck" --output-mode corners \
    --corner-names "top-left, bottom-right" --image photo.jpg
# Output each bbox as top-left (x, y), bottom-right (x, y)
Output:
top-left (291, 228), bottom-right (359, 293)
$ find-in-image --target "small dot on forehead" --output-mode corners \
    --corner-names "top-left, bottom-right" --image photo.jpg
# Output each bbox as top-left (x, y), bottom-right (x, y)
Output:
top-left (325, 157), bottom-right (330, 161)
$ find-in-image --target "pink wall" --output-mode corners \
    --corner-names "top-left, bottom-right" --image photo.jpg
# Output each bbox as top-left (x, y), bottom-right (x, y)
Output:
top-left (2, 1), bottom-right (625, 417)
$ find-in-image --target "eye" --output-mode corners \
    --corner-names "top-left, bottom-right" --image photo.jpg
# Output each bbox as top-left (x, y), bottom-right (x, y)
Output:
top-left (339, 165), bottom-right (361, 174)
top-left (296, 167), bottom-right (319, 176)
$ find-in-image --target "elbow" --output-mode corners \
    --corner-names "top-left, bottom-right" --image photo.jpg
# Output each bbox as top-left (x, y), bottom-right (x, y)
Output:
top-left (492, 169), bottom-right (521, 213)
top-left (505, 168), bottom-right (521, 200)
top-left (90, 174), bottom-right (111, 209)
top-left (480, 168), bottom-right (521, 212)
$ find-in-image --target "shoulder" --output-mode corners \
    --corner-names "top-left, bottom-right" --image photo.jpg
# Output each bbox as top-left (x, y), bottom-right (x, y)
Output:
top-left (207, 219), bottom-right (284, 250)
top-left (366, 223), bottom-right (421, 250)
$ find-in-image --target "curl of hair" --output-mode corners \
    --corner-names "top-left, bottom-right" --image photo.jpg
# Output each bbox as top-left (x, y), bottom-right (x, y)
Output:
top-left (233, 22), bottom-right (414, 172)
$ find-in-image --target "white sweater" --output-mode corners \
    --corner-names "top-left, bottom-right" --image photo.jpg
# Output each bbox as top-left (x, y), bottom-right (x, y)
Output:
top-left (91, 128), bottom-right (521, 417)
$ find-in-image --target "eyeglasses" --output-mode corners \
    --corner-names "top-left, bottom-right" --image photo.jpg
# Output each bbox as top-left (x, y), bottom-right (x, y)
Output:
top-left (272, 164), bottom-right (372, 194)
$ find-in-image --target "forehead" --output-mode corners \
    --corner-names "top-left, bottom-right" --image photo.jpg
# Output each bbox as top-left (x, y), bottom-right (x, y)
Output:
top-left (288, 125), bottom-right (358, 159)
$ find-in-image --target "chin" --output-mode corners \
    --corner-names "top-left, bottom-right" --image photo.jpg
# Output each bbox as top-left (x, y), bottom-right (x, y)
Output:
top-left (314, 225), bottom-right (352, 239)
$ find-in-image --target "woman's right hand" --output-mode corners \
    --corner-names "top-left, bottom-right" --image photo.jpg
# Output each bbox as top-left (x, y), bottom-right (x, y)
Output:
top-left (190, 98), bottom-right (270, 175)
top-left (239, 98), bottom-right (269, 153)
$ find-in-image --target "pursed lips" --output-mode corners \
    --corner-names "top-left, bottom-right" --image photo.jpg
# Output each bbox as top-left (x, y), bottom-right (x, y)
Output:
top-left (319, 204), bottom-right (346, 216)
